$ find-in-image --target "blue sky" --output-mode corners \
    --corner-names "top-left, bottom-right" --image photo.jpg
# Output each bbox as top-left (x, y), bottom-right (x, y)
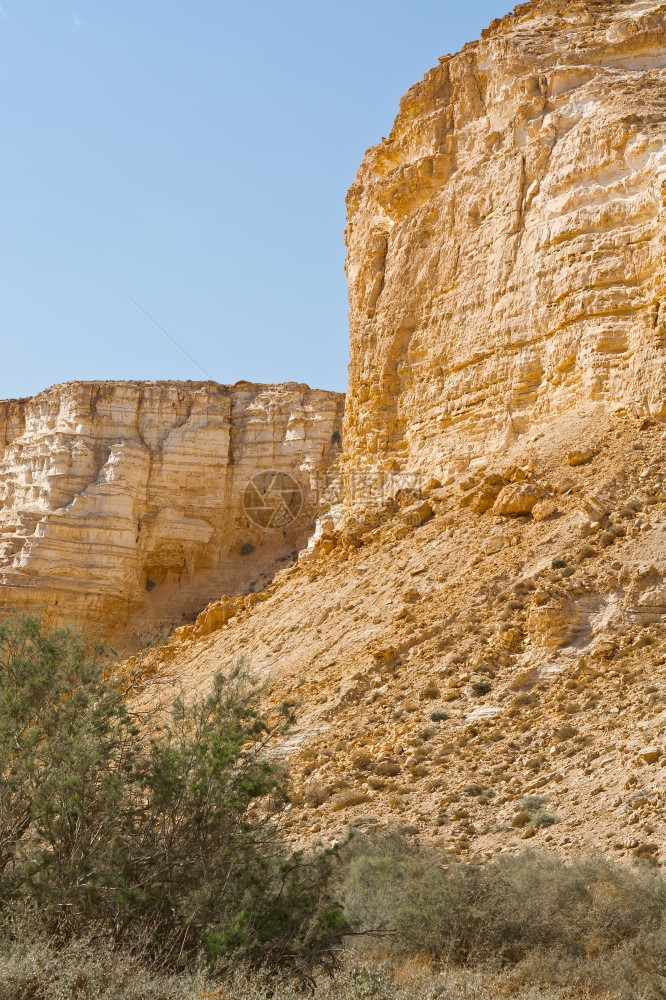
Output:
top-left (0, 1), bottom-right (514, 400)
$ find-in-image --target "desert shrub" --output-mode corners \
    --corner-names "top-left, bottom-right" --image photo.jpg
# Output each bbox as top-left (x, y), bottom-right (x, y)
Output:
top-left (337, 829), bottom-right (666, 974)
top-left (0, 903), bottom-right (210, 1000)
top-left (0, 613), bottom-right (347, 979)
top-left (520, 794), bottom-right (549, 812)
top-left (554, 723), bottom-right (579, 742)
top-left (2, 935), bottom-right (665, 1000)
top-left (0, 613), bottom-right (126, 896)
top-left (529, 810), bottom-right (558, 829)
top-left (373, 761), bottom-right (400, 777)
top-left (463, 784), bottom-right (493, 799)
top-left (306, 782), bottom-right (336, 807)
top-left (330, 790), bottom-right (370, 812)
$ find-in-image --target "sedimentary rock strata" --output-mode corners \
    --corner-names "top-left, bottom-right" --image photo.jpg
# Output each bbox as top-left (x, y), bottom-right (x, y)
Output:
top-left (0, 381), bottom-right (343, 648)
top-left (344, 0), bottom-right (666, 478)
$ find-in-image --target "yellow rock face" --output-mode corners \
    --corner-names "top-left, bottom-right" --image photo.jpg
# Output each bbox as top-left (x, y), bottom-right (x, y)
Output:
top-left (123, 0), bottom-right (666, 861)
top-left (344, 0), bottom-right (666, 478)
top-left (0, 380), bottom-right (343, 649)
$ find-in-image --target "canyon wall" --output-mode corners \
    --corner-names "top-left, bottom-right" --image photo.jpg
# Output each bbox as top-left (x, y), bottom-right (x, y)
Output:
top-left (121, 0), bottom-right (666, 858)
top-left (0, 381), bottom-right (343, 648)
top-left (344, 0), bottom-right (666, 481)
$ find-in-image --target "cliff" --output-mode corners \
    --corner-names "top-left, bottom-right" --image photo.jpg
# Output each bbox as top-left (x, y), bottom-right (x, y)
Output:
top-left (344, 0), bottom-right (666, 477)
top-left (126, 0), bottom-right (666, 863)
top-left (0, 381), bottom-right (343, 649)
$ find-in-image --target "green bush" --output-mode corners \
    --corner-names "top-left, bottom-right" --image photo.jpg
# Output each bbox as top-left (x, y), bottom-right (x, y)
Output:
top-left (0, 613), bottom-right (347, 979)
top-left (337, 828), bottom-right (666, 973)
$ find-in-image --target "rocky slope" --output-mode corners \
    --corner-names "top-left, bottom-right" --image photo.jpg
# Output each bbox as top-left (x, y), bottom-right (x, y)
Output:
top-left (344, 0), bottom-right (666, 477)
top-left (0, 381), bottom-right (343, 649)
top-left (131, 406), bottom-right (666, 862)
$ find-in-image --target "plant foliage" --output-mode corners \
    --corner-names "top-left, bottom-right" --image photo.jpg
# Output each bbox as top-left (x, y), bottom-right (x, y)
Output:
top-left (0, 613), bottom-right (346, 978)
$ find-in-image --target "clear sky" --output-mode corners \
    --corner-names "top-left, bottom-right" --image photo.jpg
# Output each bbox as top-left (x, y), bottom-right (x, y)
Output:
top-left (1, 1), bottom-right (514, 401)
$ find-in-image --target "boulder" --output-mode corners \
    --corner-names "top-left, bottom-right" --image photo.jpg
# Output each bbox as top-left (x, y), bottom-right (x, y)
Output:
top-left (401, 500), bottom-right (434, 527)
top-left (492, 483), bottom-right (549, 517)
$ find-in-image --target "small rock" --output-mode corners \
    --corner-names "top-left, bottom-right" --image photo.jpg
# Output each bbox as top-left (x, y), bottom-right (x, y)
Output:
top-left (606, 20), bottom-right (636, 44)
top-left (532, 499), bottom-right (557, 522)
top-left (195, 600), bottom-right (237, 636)
top-left (640, 747), bottom-right (662, 764)
top-left (373, 646), bottom-right (399, 663)
top-left (484, 536), bottom-right (506, 555)
top-left (471, 474), bottom-right (505, 513)
top-left (503, 465), bottom-right (529, 483)
top-left (401, 500), bottom-right (433, 527)
top-left (441, 689), bottom-right (461, 702)
top-left (568, 450), bottom-right (595, 467)
top-left (583, 495), bottom-right (609, 521)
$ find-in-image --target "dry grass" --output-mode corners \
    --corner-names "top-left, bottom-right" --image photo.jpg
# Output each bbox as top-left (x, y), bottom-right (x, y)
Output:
top-left (0, 925), bottom-right (210, 1000)
top-left (330, 789), bottom-right (371, 812)
top-left (223, 953), bottom-right (666, 1000)
top-left (0, 947), bottom-right (662, 1000)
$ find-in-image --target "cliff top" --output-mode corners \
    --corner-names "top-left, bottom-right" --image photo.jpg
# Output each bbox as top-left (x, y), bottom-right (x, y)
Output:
top-left (0, 379), bottom-right (344, 409)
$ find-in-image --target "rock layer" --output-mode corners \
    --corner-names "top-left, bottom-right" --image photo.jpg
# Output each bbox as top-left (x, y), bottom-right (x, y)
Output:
top-left (344, 0), bottom-right (666, 479)
top-left (0, 381), bottom-right (343, 648)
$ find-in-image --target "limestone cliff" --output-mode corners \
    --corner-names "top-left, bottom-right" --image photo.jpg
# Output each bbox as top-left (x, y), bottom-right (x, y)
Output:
top-left (125, 0), bottom-right (666, 863)
top-left (0, 381), bottom-right (343, 648)
top-left (344, 0), bottom-right (666, 478)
